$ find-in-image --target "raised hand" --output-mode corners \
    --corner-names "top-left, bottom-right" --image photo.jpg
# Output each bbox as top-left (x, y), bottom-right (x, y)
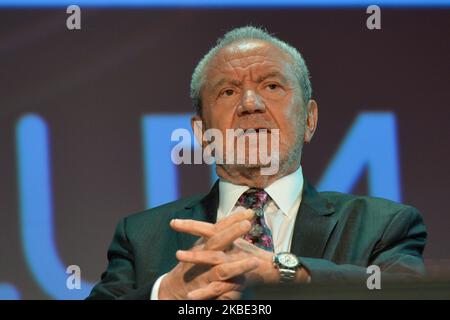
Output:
top-left (158, 210), bottom-right (259, 299)
top-left (172, 218), bottom-right (310, 300)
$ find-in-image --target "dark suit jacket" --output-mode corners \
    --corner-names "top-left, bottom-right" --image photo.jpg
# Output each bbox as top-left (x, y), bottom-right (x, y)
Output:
top-left (87, 179), bottom-right (427, 299)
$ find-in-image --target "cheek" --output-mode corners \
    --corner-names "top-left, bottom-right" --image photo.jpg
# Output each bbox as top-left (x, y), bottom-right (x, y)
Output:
top-left (275, 102), bottom-right (303, 144)
top-left (207, 107), bottom-right (235, 130)
top-left (281, 122), bottom-right (298, 144)
top-left (204, 97), bottom-right (237, 128)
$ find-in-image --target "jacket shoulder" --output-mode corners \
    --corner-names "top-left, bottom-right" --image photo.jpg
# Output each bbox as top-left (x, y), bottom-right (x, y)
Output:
top-left (319, 190), bottom-right (420, 218)
top-left (121, 194), bottom-right (205, 232)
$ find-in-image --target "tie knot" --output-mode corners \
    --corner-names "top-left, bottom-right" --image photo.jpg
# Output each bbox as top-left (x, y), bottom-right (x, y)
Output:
top-left (237, 188), bottom-right (269, 211)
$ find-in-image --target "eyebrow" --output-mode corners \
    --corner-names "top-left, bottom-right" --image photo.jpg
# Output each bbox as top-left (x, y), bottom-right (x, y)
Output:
top-left (211, 71), bottom-right (289, 91)
top-left (255, 71), bottom-right (288, 84)
top-left (211, 78), bottom-right (242, 91)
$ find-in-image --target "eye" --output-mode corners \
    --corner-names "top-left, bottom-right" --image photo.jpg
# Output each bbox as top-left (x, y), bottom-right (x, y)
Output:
top-left (222, 89), bottom-right (235, 97)
top-left (266, 83), bottom-right (279, 90)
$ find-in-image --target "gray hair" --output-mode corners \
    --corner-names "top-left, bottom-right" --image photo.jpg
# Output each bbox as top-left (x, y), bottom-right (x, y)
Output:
top-left (190, 26), bottom-right (312, 116)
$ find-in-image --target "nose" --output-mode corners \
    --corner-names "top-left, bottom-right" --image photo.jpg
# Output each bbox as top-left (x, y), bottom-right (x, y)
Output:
top-left (237, 89), bottom-right (266, 116)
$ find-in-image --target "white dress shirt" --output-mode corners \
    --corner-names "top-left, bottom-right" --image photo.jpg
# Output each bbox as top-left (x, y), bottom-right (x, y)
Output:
top-left (151, 166), bottom-right (304, 299)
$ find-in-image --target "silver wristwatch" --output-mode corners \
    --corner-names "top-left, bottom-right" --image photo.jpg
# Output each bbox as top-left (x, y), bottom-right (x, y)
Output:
top-left (273, 252), bottom-right (300, 283)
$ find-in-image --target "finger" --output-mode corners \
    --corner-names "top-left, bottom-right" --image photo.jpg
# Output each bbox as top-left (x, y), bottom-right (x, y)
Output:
top-left (187, 281), bottom-right (243, 300)
top-left (234, 238), bottom-right (273, 259)
top-left (170, 209), bottom-right (254, 239)
top-left (204, 220), bottom-right (251, 251)
top-left (191, 237), bottom-right (205, 251)
top-left (217, 291), bottom-right (242, 300)
top-left (208, 257), bottom-right (259, 282)
top-left (170, 219), bottom-right (215, 238)
top-left (176, 250), bottom-right (229, 265)
top-left (216, 209), bottom-right (254, 230)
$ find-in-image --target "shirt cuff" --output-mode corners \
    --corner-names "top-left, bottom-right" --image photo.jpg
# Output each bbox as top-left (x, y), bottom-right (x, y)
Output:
top-left (150, 273), bottom-right (167, 300)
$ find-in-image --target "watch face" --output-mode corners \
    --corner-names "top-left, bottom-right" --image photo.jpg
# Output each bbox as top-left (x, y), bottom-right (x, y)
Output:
top-left (278, 253), bottom-right (299, 268)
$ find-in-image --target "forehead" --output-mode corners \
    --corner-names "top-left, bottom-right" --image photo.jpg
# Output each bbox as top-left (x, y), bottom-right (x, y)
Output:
top-left (205, 40), bottom-right (294, 80)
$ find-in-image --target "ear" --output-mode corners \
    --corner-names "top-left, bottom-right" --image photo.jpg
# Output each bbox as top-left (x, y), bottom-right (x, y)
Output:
top-left (303, 99), bottom-right (318, 143)
top-left (191, 115), bottom-right (204, 147)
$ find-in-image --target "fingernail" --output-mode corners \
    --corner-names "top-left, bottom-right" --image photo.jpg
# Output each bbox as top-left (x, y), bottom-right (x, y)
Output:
top-left (186, 292), bottom-right (195, 300)
top-left (176, 250), bottom-right (186, 257)
top-left (240, 220), bottom-right (250, 230)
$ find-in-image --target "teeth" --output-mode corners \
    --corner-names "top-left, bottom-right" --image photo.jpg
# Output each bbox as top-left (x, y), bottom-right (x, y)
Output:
top-left (237, 128), bottom-right (271, 134)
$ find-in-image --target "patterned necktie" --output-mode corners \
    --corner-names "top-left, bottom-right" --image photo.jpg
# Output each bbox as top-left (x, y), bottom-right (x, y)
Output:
top-left (236, 188), bottom-right (274, 252)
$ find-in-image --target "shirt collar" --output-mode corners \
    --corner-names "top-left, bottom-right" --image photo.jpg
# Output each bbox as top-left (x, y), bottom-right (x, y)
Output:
top-left (218, 165), bottom-right (304, 217)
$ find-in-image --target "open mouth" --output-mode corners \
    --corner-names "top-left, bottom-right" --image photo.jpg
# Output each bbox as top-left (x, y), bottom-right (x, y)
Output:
top-left (234, 127), bottom-right (273, 138)
top-left (240, 127), bottom-right (271, 133)
top-left (254, 128), bottom-right (271, 133)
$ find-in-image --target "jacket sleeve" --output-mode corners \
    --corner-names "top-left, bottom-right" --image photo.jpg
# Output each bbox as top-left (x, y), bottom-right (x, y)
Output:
top-left (86, 218), bottom-right (157, 300)
top-left (299, 206), bottom-right (427, 283)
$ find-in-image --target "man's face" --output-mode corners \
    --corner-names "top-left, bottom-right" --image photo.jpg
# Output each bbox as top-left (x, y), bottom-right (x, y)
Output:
top-left (196, 40), bottom-right (309, 174)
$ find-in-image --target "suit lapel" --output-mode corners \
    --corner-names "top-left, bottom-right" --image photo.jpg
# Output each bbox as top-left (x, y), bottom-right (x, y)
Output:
top-left (290, 179), bottom-right (338, 258)
top-left (175, 180), bottom-right (220, 251)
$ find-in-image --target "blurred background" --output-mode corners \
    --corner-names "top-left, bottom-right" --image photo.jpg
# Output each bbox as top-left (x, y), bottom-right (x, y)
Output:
top-left (0, 1), bottom-right (449, 299)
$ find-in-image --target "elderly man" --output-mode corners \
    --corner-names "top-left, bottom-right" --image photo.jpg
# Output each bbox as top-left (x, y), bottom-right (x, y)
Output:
top-left (88, 26), bottom-right (426, 300)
